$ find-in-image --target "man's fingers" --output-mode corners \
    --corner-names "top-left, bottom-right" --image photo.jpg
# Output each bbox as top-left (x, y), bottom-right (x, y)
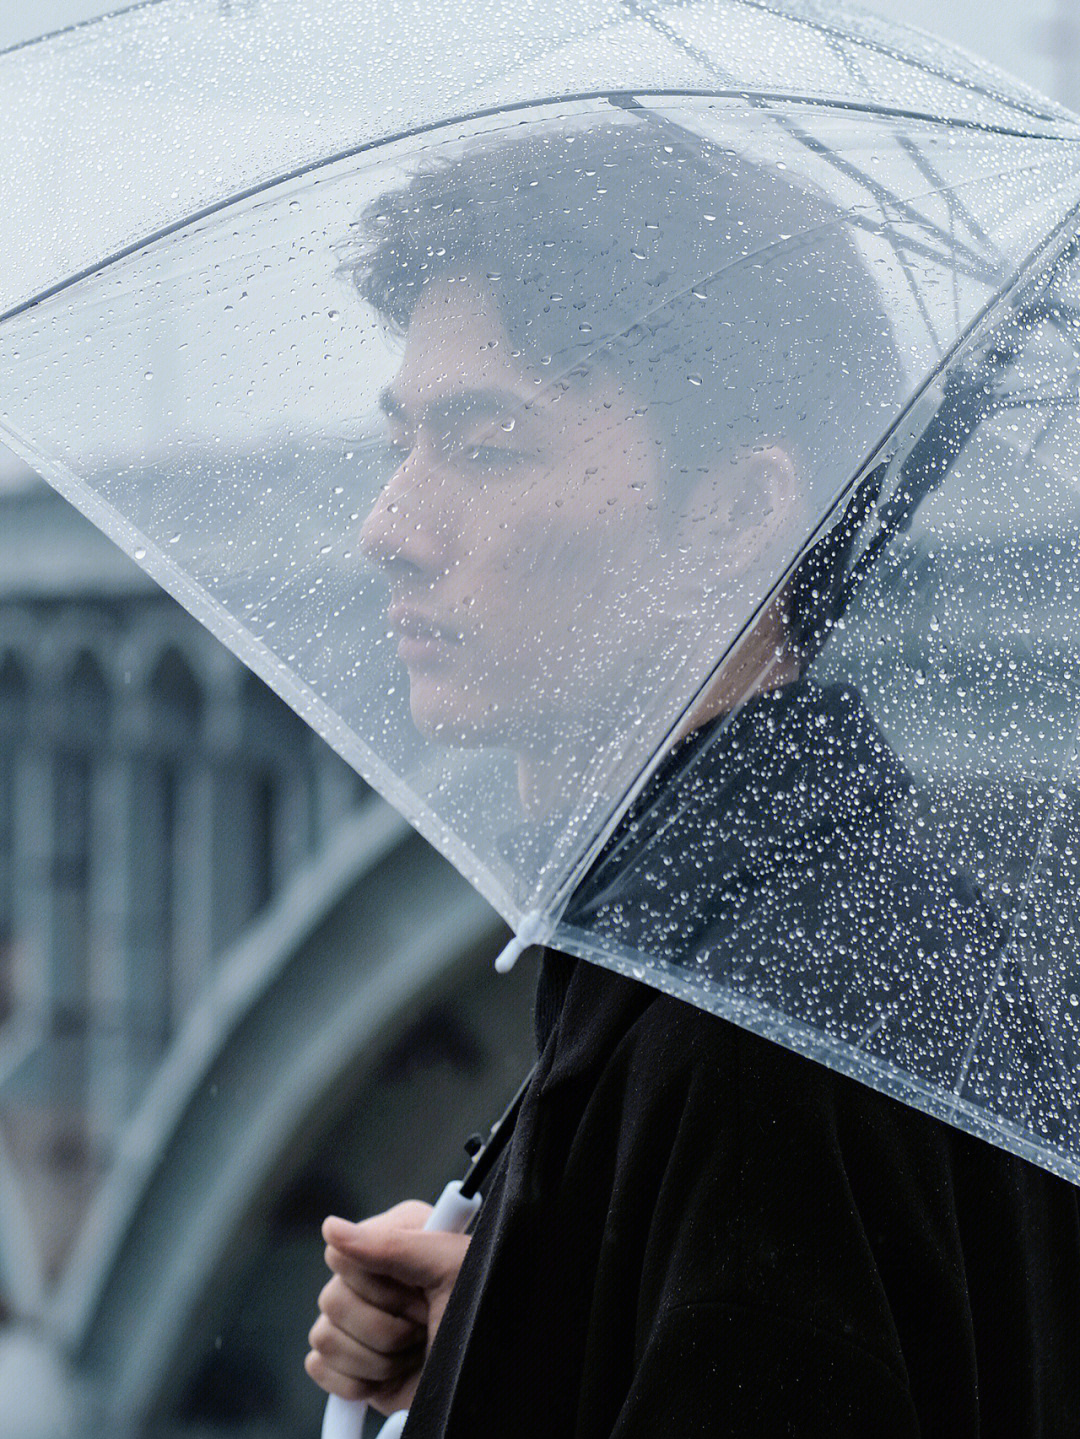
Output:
top-left (308, 1313), bottom-right (425, 1383)
top-left (324, 1245), bottom-right (428, 1326)
top-left (317, 1275), bottom-right (425, 1351)
top-left (304, 1348), bottom-right (372, 1402)
top-left (324, 1200), bottom-right (431, 1240)
top-left (304, 1348), bottom-right (422, 1416)
top-left (322, 1216), bottom-right (470, 1293)
top-left (309, 1201), bottom-right (468, 1413)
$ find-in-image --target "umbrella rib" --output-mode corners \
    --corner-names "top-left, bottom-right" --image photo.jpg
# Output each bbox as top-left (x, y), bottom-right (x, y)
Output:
top-left (612, 9), bottom-right (1015, 279)
top-left (599, 114), bottom-right (1055, 371)
top-left (612, 90), bottom-right (1001, 285)
top-left (0, 86), bottom-right (1072, 329)
top-left (946, 788), bottom-right (1080, 1124)
top-left (815, 27), bottom-right (1007, 275)
top-left (549, 186), bottom-right (1080, 937)
top-left (735, 114), bottom-right (997, 285)
top-left (894, 133), bottom-right (1004, 269)
top-left (624, 85), bottom-right (1006, 282)
top-left (0, 0), bottom-right (166, 58)
top-left (944, 296), bottom-right (1080, 1119)
top-left (755, 111), bottom-right (949, 351)
top-left (731, 0), bottom-right (1071, 131)
top-left (3, 0), bottom-right (1068, 136)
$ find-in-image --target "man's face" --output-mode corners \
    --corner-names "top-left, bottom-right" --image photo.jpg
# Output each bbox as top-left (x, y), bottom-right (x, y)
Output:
top-left (360, 275), bottom-right (678, 751)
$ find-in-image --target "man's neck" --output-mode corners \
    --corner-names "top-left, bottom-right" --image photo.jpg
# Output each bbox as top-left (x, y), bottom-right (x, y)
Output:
top-left (514, 643), bottom-right (803, 819)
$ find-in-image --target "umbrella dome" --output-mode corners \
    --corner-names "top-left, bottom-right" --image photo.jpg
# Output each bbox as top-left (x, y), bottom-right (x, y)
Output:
top-left (5, 0), bottom-right (1080, 1182)
top-left (2, 0), bottom-right (1076, 320)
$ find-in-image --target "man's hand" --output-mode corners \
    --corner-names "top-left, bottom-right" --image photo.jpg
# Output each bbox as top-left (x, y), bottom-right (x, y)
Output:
top-left (305, 1200), bottom-right (471, 1415)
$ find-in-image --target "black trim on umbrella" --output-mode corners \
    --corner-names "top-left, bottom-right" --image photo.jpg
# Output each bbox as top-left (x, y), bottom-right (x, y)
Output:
top-left (840, 258), bottom-right (1080, 612)
top-left (458, 1064), bottom-right (536, 1201)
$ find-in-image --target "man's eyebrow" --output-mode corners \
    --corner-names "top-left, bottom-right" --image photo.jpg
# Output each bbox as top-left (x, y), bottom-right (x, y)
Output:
top-left (377, 385), bottom-right (530, 429)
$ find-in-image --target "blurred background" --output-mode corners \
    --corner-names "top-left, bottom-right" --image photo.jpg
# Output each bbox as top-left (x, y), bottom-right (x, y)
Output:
top-left (1, 1), bottom-right (1078, 1436)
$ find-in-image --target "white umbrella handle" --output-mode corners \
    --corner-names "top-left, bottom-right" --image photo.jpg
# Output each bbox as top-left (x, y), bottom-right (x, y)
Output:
top-left (320, 1180), bottom-right (482, 1439)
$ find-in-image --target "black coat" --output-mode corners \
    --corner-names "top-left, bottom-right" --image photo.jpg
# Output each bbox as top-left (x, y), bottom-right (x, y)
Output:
top-left (404, 684), bottom-right (1080, 1437)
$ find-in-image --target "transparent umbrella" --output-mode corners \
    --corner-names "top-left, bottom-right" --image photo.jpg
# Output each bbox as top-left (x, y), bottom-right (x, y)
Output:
top-left (5, 0), bottom-right (1080, 1282)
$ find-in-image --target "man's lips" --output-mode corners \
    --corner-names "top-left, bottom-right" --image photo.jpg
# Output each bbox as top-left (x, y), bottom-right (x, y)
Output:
top-left (388, 604), bottom-right (463, 642)
top-left (388, 604), bottom-right (464, 663)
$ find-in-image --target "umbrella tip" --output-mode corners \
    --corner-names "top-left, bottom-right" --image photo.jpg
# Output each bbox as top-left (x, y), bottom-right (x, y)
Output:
top-left (494, 910), bottom-right (550, 973)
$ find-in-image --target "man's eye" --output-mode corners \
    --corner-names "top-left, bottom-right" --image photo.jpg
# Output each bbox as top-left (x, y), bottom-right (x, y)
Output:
top-left (369, 439), bottom-right (409, 486)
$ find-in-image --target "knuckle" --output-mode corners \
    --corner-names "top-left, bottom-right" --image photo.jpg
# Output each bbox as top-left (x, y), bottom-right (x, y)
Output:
top-left (383, 1312), bottom-right (421, 1350)
top-left (324, 1246), bottom-right (354, 1282)
top-left (389, 1199), bottom-right (432, 1228)
top-left (305, 1350), bottom-right (365, 1403)
top-left (366, 1351), bottom-right (396, 1383)
top-left (318, 1280), bottom-right (348, 1325)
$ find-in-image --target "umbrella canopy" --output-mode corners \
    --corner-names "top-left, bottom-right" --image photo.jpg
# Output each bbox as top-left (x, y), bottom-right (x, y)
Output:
top-left (5, 0), bottom-right (1080, 1180)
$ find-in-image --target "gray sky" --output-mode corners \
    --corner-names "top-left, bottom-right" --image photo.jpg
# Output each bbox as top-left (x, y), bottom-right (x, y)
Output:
top-left (0, 0), bottom-right (1076, 103)
top-left (0, 1), bottom-right (129, 50)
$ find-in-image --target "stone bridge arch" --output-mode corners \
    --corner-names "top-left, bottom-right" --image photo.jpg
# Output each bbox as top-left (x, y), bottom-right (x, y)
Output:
top-left (45, 799), bottom-right (531, 1436)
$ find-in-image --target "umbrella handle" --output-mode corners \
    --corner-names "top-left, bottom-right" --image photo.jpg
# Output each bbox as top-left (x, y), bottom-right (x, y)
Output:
top-left (320, 1181), bottom-right (482, 1439)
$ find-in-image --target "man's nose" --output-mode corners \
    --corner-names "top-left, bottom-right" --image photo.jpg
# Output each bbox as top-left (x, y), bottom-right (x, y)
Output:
top-left (359, 452), bottom-right (446, 577)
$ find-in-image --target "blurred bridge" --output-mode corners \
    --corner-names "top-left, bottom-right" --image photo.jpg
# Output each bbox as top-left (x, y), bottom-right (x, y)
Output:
top-left (0, 459), bottom-right (534, 1438)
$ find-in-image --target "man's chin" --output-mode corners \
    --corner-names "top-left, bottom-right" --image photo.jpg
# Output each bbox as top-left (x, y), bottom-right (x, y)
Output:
top-left (408, 684), bottom-right (507, 749)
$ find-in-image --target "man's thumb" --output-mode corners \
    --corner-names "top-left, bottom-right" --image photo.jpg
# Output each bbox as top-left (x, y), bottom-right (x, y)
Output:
top-left (324, 1216), bottom-right (468, 1292)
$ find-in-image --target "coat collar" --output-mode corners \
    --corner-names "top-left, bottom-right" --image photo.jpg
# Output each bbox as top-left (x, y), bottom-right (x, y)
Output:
top-left (529, 681), bottom-right (911, 1059)
top-left (565, 679), bottom-right (910, 927)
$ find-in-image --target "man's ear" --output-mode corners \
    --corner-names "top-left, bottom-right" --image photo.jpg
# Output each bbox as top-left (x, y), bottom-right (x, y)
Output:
top-left (686, 444), bottom-right (802, 578)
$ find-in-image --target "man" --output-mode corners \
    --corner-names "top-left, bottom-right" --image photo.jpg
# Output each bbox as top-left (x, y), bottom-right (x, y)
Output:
top-left (306, 118), bottom-right (1080, 1434)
